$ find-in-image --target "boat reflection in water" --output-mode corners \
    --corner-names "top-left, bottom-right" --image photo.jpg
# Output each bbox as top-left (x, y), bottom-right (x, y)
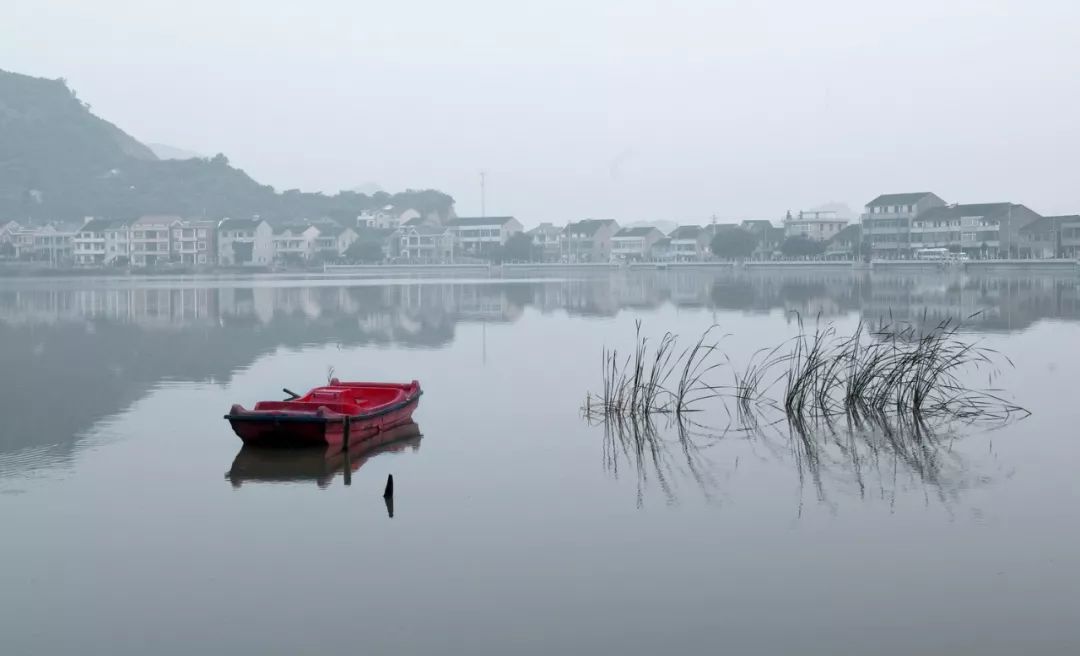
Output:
top-left (225, 421), bottom-right (422, 490)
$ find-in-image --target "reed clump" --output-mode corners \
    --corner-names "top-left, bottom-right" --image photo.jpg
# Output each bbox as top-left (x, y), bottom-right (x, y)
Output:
top-left (584, 320), bottom-right (727, 419)
top-left (585, 314), bottom-right (1028, 430)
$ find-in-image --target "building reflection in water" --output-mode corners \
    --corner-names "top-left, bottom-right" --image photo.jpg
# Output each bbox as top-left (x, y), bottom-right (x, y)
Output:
top-left (1, 270), bottom-right (1076, 477)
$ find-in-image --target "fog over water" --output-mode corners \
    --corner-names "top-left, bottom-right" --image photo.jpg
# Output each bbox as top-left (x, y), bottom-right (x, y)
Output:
top-left (1, 271), bottom-right (1078, 654)
top-left (6, 2), bottom-right (1080, 651)
top-left (6, 1), bottom-right (1080, 221)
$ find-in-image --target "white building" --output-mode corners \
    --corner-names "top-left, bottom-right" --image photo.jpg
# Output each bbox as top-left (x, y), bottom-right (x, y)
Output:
top-left (171, 219), bottom-right (216, 265)
top-left (564, 219), bottom-right (620, 262)
top-left (131, 215), bottom-right (181, 266)
top-left (668, 225), bottom-right (710, 261)
top-left (397, 225), bottom-right (454, 262)
top-left (527, 222), bottom-right (563, 261)
top-left (611, 226), bottom-right (664, 261)
top-left (862, 192), bottom-right (947, 257)
top-left (74, 218), bottom-right (132, 266)
top-left (8, 226), bottom-right (38, 257)
top-left (314, 224), bottom-right (359, 259)
top-left (446, 216), bottom-right (523, 256)
top-left (218, 218), bottom-right (274, 266)
top-left (357, 205), bottom-right (421, 230)
top-left (0, 221), bottom-right (22, 251)
top-left (784, 210), bottom-right (849, 242)
top-left (0, 222), bottom-right (77, 263)
top-left (32, 223), bottom-right (79, 264)
top-left (273, 224), bottom-right (321, 261)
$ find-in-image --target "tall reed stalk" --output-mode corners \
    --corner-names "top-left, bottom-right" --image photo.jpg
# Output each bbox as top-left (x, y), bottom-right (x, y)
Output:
top-left (585, 316), bottom-right (1028, 431)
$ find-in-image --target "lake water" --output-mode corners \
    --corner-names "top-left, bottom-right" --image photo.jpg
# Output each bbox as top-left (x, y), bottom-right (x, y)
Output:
top-left (1, 269), bottom-right (1078, 655)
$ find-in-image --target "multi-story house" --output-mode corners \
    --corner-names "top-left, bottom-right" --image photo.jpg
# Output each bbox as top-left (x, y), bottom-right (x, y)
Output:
top-left (564, 219), bottom-right (619, 262)
top-left (313, 224), bottom-right (359, 259)
top-left (910, 203), bottom-right (1042, 258)
top-left (1061, 216), bottom-right (1080, 258)
top-left (1018, 215), bottom-right (1071, 259)
top-left (784, 210), bottom-right (849, 242)
top-left (650, 237), bottom-right (673, 261)
top-left (131, 215), bottom-right (180, 266)
top-left (447, 216), bottom-right (524, 256)
top-left (218, 218), bottom-right (274, 266)
top-left (171, 219), bottom-right (217, 265)
top-left (74, 218), bottom-right (131, 265)
top-left (32, 223), bottom-right (78, 264)
top-left (357, 205), bottom-right (420, 230)
top-left (0, 220), bottom-right (21, 250)
top-left (396, 225), bottom-right (454, 262)
top-left (862, 192), bottom-right (947, 258)
top-left (825, 224), bottom-right (863, 259)
top-left (272, 224), bottom-right (321, 262)
top-left (8, 226), bottom-right (38, 257)
top-left (612, 227), bottom-right (664, 261)
top-left (527, 222), bottom-right (563, 262)
top-left (103, 220), bottom-right (132, 265)
top-left (668, 225), bottom-right (710, 261)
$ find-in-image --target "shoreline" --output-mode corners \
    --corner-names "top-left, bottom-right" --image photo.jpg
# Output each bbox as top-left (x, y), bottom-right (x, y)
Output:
top-left (1, 258), bottom-right (1076, 282)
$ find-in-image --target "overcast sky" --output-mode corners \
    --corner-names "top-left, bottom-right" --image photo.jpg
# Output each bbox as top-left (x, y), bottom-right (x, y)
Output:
top-left (5, 0), bottom-right (1080, 225)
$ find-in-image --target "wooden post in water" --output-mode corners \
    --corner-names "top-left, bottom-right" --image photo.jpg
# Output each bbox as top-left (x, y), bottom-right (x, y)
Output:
top-left (382, 474), bottom-right (393, 517)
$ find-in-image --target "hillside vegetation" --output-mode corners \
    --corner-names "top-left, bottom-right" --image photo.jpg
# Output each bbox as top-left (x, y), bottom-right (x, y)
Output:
top-left (0, 69), bottom-right (453, 223)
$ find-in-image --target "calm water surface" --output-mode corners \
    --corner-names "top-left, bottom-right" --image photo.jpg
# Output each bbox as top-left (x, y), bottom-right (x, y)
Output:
top-left (1, 270), bottom-right (1078, 655)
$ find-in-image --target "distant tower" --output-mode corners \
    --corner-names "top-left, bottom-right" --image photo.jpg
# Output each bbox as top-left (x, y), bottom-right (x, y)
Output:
top-left (479, 170), bottom-right (487, 218)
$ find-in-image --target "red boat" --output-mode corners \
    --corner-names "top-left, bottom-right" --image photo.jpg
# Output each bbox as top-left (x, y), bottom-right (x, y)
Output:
top-left (225, 379), bottom-right (422, 447)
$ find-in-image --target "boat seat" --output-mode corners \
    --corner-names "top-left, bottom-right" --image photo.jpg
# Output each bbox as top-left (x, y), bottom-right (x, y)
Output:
top-left (310, 389), bottom-right (346, 401)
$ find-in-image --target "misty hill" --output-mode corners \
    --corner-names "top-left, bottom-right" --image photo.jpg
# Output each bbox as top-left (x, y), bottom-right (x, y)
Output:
top-left (0, 69), bottom-right (453, 223)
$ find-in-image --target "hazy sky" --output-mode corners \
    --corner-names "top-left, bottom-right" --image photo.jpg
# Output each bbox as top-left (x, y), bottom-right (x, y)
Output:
top-left (5, 0), bottom-right (1080, 225)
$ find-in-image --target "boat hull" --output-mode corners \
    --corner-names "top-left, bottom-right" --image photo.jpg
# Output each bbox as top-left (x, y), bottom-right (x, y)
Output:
top-left (225, 381), bottom-right (421, 447)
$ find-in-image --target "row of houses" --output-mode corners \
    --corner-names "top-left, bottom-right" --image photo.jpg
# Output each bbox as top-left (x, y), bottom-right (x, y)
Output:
top-left (0, 213), bottom-right (531, 267)
top-left (862, 192), bottom-right (1080, 259)
top-left (525, 219), bottom-right (789, 263)
top-left (0, 216), bottom-right (355, 267)
top-left (0, 212), bottom-right (817, 266)
top-left (0, 221), bottom-right (85, 264)
top-left (6, 193), bottom-right (1078, 268)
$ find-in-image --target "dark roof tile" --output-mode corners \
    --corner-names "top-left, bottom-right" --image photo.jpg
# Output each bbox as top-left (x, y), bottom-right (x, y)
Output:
top-left (614, 226), bottom-right (658, 237)
top-left (866, 192), bottom-right (939, 207)
top-left (448, 216), bottom-right (517, 227)
top-left (565, 219), bottom-right (618, 236)
top-left (669, 225), bottom-right (704, 239)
